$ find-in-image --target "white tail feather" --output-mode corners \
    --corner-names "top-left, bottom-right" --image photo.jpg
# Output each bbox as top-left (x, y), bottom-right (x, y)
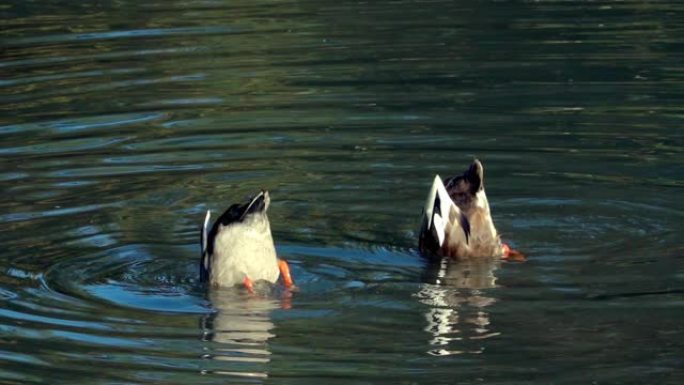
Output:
top-left (201, 210), bottom-right (211, 255)
top-left (422, 175), bottom-right (442, 231)
top-left (432, 213), bottom-right (446, 246)
top-left (423, 175), bottom-right (466, 248)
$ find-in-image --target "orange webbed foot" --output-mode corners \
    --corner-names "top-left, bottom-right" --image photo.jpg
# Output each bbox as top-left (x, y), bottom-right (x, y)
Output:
top-left (243, 276), bottom-right (255, 293)
top-left (502, 243), bottom-right (526, 262)
top-left (278, 259), bottom-right (296, 290)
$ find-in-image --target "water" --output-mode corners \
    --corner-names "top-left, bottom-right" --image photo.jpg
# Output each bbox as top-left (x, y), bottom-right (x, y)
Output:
top-left (1, 0), bottom-right (682, 383)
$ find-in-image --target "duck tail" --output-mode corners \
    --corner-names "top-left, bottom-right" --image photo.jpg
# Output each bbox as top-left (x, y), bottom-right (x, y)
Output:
top-left (421, 175), bottom-right (470, 252)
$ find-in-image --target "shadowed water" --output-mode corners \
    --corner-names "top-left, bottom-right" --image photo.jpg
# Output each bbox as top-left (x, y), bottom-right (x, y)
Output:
top-left (1, 0), bottom-right (682, 384)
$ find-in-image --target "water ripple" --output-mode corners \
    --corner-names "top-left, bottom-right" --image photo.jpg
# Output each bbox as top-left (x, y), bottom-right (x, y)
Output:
top-left (3, 26), bottom-right (247, 46)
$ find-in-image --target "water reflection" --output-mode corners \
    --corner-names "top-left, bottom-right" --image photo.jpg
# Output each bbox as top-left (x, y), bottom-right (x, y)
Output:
top-left (417, 258), bottom-right (500, 356)
top-left (200, 289), bottom-right (279, 380)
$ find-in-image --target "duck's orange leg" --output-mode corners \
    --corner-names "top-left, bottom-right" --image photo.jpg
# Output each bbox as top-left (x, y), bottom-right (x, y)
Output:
top-left (278, 259), bottom-right (295, 289)
top-left (502, 243), bottom-right (526, 262)
top-left (243, 276), bottom-right (254, 293)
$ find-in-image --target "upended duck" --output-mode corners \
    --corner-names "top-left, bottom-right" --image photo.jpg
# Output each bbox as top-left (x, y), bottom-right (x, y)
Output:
top-left (200, 190), bottom-right (294, 291)
top-left (419, 159), bottom-right (524, 260)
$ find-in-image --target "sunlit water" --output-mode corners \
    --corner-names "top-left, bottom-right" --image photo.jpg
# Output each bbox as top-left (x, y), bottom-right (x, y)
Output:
top-left (1, 0), bottom-right (682, 384)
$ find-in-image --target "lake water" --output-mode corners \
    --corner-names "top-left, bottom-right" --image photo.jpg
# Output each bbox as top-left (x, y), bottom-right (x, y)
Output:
top-left (1, 0), bottom-right (682, 384)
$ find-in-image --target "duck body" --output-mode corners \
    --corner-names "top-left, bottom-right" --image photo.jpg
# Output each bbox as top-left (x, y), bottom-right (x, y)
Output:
top-left (419, 159), bottom-right (504, 260)
top-left (201, 190), bottom-right (280, 288)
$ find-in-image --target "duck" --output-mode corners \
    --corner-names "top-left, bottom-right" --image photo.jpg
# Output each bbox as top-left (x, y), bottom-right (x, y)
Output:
top-left (419, 159), bottom-right (524, 260)
top-left (200, 190), bottom-right (294, 291)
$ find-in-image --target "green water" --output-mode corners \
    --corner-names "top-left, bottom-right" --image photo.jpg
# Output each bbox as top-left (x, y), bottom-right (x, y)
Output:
top-left (1, 0), bottom-right (682, 384)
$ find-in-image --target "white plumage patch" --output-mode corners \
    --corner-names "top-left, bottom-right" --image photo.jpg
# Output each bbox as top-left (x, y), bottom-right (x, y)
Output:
top-left (432, 213), bottom-right (446, 246)
top-left (423, 175), bottom-right (460, 247)
top-left (201, 210), bottom-right (211, 271)
top-left (210, 213), bottom-right (279, 287)
top-left (202, 210), bottom-right (211, 253)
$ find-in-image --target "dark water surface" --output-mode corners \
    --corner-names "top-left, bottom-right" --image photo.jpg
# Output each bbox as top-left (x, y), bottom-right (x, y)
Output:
top-left (2, 0), bottom-right (682, 384)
